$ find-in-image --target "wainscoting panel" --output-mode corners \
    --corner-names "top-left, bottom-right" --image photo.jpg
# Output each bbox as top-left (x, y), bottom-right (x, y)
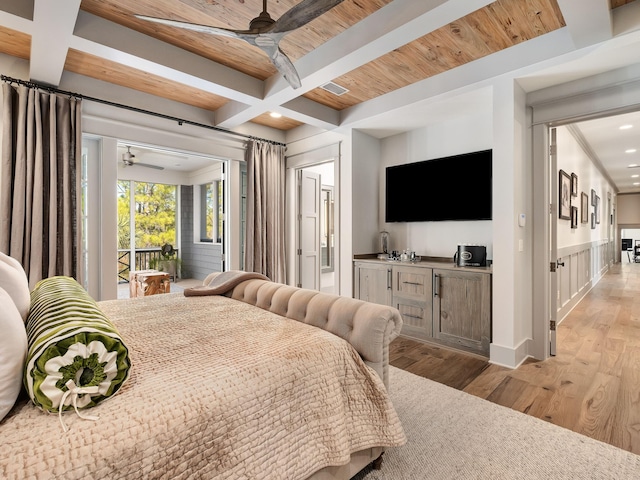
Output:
top-left (557, 239), bottom-right (612, 324)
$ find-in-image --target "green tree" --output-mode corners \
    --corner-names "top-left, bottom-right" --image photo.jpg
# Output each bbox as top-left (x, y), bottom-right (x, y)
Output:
top-left (117, 180), bottom-right (177, 249)
top-left (117, 181), bottom-right (130, 250)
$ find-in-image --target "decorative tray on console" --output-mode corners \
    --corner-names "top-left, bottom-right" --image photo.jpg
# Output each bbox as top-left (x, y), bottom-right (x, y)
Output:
top-left (377, 254), bottom-right (422, 263)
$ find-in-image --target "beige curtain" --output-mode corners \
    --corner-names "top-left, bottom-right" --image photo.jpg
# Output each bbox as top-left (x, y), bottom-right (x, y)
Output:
top-left (244, 140), bottom-right (286, 283)
top-left (1, 83), bottom-right (82, 289)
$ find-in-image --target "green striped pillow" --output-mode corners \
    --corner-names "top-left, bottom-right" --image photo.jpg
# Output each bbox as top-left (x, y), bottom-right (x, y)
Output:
top-left (24, 276), bottom-right (131, 414)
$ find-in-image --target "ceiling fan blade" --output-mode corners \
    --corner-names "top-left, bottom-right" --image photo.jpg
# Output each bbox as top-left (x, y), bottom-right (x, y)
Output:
top-left (134, 15), bottom-right (241, 38)
top-left (135, 162), bottom-right (165, 171)
top-left (270, 0), bottom-right (345, 33)
top-left (270, 47), bottom-right (301, 89)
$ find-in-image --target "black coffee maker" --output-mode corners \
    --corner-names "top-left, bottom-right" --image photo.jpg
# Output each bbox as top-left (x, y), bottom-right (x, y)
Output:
top-left (454, 244), bottom-right (487, 267)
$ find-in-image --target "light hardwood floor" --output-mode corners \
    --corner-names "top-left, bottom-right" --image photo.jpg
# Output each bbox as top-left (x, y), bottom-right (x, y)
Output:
top-left (389, 262), bottom-right (640, 455)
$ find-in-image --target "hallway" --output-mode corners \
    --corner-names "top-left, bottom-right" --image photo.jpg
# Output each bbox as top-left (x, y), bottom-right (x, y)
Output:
top-left (390, 262), bottom-right (640, 455)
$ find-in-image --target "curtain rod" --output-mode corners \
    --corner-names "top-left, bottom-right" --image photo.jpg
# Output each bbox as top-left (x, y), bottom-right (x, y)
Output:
top-left (1, 75), bottom-right (286, 147)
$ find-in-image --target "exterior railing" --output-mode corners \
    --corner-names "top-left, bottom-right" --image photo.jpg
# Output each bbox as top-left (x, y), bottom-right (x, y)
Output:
top-left (117, 248), bottom-right (179, 283)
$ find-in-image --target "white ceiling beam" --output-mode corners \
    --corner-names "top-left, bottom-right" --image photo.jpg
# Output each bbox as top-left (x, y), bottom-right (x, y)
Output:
top-left (340, 28), bottom-right (578, 130)
top-left (277, 97), bottom-right (342, 130)
top-left (556, 0), bottom-right (612, 48)
top-left (30, 0), bottom-right (81, 85)
top-left (0, 6), bottom-right (33, 33)
top-left (215, 0), bottom-right (496, 128)
top-left (613, 0), bottom-right (640, 36)
top-left (71, 11), bottom-right (263, 103)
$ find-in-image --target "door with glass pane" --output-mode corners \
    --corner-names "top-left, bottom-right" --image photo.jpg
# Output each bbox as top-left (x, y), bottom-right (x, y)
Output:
top-left (117, 180), bottom-right (177, 288)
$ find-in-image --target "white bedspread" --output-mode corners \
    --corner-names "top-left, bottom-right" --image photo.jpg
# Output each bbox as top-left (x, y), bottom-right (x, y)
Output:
top-left (1, 293), bottom-right (406, 479)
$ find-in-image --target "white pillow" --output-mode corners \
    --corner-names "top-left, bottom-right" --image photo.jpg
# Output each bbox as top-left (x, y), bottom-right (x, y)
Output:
top-left (0, 287), bottom-right (28, 421)
top-left (0, 252), bottom-right (30, 321)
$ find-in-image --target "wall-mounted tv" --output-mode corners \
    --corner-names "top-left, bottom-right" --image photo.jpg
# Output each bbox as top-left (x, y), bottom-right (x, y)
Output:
top-left (385, 149), bottom-right (492, 222)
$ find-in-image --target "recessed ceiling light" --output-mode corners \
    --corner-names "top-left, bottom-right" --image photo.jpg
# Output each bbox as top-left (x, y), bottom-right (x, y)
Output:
top-left (629, 164), bottom-right (638, 168)
top-left (626, 149), bottom-right (637, 154)
top-left (633, 174), bottom-right (640, 178)
top-left (634, 182), bottom-right (640, 186)
top-left (270, 112), bottom-right (282, 118)
top-left (620, 124), bottom-right (633, 130)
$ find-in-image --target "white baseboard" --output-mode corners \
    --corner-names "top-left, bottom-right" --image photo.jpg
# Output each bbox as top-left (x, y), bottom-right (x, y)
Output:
top-left (489, 338), bottom-right (530, 369)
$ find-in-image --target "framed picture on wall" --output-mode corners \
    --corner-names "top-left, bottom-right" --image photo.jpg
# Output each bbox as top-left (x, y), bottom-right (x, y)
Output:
top-left (591, 188), bottom-right (597, 206)
top-left (595, 195), bottom-right (600, 224)
top-left (571, 206), bottom-right (578, 228)
top-left (581, 192), bottom-right (589, 223)
top-left (559, 170), bottom-right (571, 220)
top-left (571, 173), bottom-right (578, 197)
top-left (591, 212), bottom-right (596, 229)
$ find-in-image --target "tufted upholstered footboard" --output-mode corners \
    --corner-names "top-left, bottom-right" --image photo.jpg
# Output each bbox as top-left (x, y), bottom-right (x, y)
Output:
top-left (222, 278), bottom-right (403, 389)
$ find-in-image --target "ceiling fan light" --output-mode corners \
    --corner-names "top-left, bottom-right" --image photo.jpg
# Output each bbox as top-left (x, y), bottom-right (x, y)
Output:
top-left (270, 112), bottom-right (282, 118)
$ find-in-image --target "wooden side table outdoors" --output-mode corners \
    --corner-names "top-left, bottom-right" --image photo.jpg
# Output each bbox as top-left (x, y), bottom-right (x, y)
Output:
top-left (129, 270), bottom-right (170, 297)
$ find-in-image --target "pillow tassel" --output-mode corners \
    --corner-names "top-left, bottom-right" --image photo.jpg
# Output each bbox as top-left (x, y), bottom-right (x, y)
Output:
top-left (58, 380), bottom-right (100, 433)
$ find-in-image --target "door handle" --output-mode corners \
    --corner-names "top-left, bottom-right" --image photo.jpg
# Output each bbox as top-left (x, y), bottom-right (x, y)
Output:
top-left (433, 273), bottom-right (439, 297)
top-left (557, 259), bottom-right (565, 267)
top-left (387, 268), bottom-right (392, 290)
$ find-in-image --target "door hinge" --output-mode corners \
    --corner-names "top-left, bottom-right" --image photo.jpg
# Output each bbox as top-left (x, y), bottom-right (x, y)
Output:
top-left (550, 320), bottom-right (556, 331)
top-left (297, 248), bottom-right (302, 256)
top-left (550, 262), bottom-right (556, 272)
top-left (549, 144), bottom-right (557, 156)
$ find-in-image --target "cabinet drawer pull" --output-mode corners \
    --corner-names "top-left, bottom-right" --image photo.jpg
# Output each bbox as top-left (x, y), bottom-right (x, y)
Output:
top-left (402, 281), bottom-right (422, 286)
top-left (434, 273), bottom-right (439, 297)
top-left (403, 313), bottom-right (423, 320)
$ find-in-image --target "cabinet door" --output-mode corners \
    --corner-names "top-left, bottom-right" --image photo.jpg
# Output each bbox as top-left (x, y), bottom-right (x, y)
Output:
top-left (392, 265), bottom-right (431, 301)
top-left (433, 269), bottom-right (491, 355)
top-left (394, 297), bottom-right (432, 337)
top-left (354, 263), bottom-right (392, 305)
top-left (392, 265), bottom-right (433, 338)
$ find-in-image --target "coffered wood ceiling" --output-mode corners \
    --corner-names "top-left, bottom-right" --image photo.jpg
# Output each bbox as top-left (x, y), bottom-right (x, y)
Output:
top-left (0, 0), bottom-right (637, 135)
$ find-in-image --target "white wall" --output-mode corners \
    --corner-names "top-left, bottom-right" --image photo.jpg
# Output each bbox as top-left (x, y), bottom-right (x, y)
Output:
top-left (491, 78), bottom-right (531, 367)
top-left (352, 131), bottom-right (382, 255)
top-left (618, 194), bottom-right (640, 224)
top-left (378, 111), bottom-right (493, 259)
top-left (556, 126), bottom-right (615, 248)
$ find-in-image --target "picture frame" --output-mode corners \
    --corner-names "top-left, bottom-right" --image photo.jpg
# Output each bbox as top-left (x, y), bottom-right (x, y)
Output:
top-left (595, 195), bottom-right (600, 224)
top-left (559, 170), bottom-right (571, 220)
top-left (591, 188), bottom-right (597, 206)
top-left (571, 206), bottom-right (578, 229)
top-left (591, 212), bottom-right (596, 229)
top-left (571, 173), bottom-right (578, 197)
top-left (580, 192), bottom-right (588, 223)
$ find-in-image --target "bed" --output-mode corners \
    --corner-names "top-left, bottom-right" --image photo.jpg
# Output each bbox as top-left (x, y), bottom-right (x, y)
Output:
top-left (0, 270), bottom-right (406, 480)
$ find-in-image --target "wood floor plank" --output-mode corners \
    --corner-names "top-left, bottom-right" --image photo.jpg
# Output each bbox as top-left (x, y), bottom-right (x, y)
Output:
top-left (485, 376), bottom-right (530, 408)
top-left (610, 364), bottom-right (640, 453)
top-left (388, 263), bottom-right (640, 455)
top-left (575, 372), bottom-right (620, 444)
top-left (509, 383), bottom-right (556, 418)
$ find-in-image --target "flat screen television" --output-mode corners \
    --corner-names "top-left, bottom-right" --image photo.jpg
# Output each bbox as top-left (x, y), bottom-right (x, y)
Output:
top-left (385, 149), bottom-right (492, 222)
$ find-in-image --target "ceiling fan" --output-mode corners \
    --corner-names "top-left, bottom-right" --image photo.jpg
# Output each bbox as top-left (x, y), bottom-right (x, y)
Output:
top-left (135, 0), bottom-right (345, 90)
top-left (122, 146), bottom-right (165, 170)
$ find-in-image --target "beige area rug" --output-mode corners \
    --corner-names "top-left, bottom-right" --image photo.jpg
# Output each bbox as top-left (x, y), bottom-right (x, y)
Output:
top-left (353, 367), bottom-right (640, 479)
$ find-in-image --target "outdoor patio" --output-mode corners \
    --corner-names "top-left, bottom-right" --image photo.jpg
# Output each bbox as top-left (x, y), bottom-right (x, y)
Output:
top-left (117, 277), bottom-right (202, 299)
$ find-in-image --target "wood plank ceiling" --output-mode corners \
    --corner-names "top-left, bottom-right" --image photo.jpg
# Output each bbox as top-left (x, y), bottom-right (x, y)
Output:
top-left (0, 0), bottom-right (636, 131)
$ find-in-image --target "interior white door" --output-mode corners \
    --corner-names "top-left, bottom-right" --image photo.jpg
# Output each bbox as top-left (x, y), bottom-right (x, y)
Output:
top-left (549, 127), bottom-right (558, 356)
top-left (297, 170), bottom-right (321, 290)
